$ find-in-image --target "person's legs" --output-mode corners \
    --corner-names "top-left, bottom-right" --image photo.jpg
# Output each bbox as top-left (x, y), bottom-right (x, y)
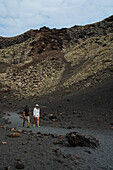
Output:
top-left (37, 117), bottom-right (39, 127)
top-left (27, 116), bottom-right (30, 128)
top-left (33, 116), bottom-right (36, 127)
top-left (23, 117), bottom-right (25, 127)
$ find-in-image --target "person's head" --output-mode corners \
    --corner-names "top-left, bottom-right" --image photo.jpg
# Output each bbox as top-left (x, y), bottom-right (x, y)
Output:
top-left (36, 104), bottom-right (39, 109)
top-left (25, 105), bottom-right (28, 109)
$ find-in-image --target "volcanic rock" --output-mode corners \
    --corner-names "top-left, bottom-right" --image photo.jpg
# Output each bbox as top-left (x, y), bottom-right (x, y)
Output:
top-left (5, 166), bottom-right (10, 170)
top-left (55, 149), bottom-right (62, 156)
top-left (2, 141), bottom-right (7, 145)
top-left (16, 161), bottom-right (25, 169)
top-left (5, 119), bottom-right (11, 124)
top-left (0, 15), bottom-right (113, 100)
top-left (66, 132), bottom-right (100, 148)
top-left (49, 114), bottom-right (57, 120)
top-left (9, 133), bottom-right (21, 137)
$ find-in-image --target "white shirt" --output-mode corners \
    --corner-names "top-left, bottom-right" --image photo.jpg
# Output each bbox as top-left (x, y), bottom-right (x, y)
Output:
top-left (33, 107), bottom-right (40, 117)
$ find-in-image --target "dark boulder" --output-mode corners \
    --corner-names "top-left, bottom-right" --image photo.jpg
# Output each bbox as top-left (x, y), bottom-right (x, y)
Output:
top-left (66, 132), bottom-right (100, 148)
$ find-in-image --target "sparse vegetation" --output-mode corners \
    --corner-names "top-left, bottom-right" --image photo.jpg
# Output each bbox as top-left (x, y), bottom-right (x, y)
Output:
top-left (0, 16), bottom-right (113, 98)
top-left (68, 67), bottom-right (75, 74)
top-left (65, 89), bottom-right (71, 94)
top-left (103, 59), bottom-right (112, 63)
top-left (109, 67), bottom-right (113, 72)
top-left (0, 62), bottom-right (9, 73)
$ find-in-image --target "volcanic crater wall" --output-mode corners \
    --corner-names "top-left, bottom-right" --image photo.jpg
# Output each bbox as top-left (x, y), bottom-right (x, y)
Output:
top-left (0, 15), bottom-right (113, 98)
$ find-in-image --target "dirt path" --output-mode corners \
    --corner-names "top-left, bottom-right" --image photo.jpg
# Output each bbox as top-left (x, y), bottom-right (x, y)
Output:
top-left (6, 112), bottom-right (78, 135)
top-left (4, 112), bottom-right (113, 170)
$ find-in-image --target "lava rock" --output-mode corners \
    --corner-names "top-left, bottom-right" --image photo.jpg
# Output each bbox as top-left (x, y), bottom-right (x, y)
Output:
top-left (5, 166), bottom-right (10, 170)
top-left (58, 159), bottom-right (64, 163)
top-left (16, 130), bottom-right (22, 133)
top-left (66, 132), bottom-right (100, 148)
top-left (16, 161), bottom-right (24, 169)
top-left (58, 135), bottom-right (65, 140)
top-left (3, 113), bottom-right (8, 116)
top-left (9, 133), bottom-right (21, 137)
top-left (2, 141), bottom-right (7, 145)
top-left (55, 149), bottom-right (62, 156)
top-left (49, 114), bottom-right (57, 120)
top-left (5, 119), bottom-right (11, 124)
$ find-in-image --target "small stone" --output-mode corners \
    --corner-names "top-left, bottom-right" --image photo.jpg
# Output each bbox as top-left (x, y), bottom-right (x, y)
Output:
top-left (58, 159), bottom-right (64, 163)
top-left (3, 113), bottom-right (8, 116)
top-left (49, 114), bottom-right (57, 120)
top-left (16, 161), bottom-right (24, 169)
top-left (22, 130), bottom-right (28, 134)
top-left (97, 119), bottom-right (101, 122)
top-left (32, 131), bottom-right (36, 134)
top-left (51, 134), bottom-right (57, 138)
top-left (67, 126), bottom-right (72, 129)
top-left (76, 156), bottom-right (81, 160)
top-left (5, 119), bottom-right (11, 124)
top-left (73, 111), bottom-right (77, 114)
top-left (59, 135), bottom-right (64, 140)
top-left (63, 153), bottom-right (71, 159)
top-left (52, 119), bottom-right (58, 122)
top-left (9, 133), bottom-right (21, 137)
top-left (74, 161), bottom-right (80, 165)
top-left (11, 128), bottom-right (15, 131)
top-left (16, 130), bottom-right (22, 133)
top-left (22, 142), bottom-right (28, 145)
top-left (6, 126), bottom-right (9, 130)
top-left (15, 158), bottom-right (21, 161)
top-left (3, 126), bottom-right (7, 130)
top-left (55, 149), bottom-right (62, 156)
top-left (2, 141), bottom-right (7, 145)
top-left (5, 166), bottom-right (10, 170)
top-left (31, 138), bottom-right (36, 141)
top-left (85, 150), bottom-right (91, 154)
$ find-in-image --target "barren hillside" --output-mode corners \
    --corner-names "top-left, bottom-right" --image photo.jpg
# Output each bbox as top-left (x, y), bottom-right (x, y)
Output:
top-left (0, 15), bottom-right (113, 101)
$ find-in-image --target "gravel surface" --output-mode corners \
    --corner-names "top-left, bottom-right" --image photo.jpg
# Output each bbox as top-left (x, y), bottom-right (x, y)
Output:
top-left (0, 112), bottom-right (112, 170)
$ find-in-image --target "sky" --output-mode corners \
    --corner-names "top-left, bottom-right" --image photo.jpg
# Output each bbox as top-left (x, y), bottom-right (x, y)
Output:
top-left (0, 0), bottom-right (113, 37)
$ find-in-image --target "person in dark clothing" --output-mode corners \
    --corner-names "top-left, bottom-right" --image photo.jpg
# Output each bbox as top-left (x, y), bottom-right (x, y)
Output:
top-left (23, 105), bottom-right (30, 128)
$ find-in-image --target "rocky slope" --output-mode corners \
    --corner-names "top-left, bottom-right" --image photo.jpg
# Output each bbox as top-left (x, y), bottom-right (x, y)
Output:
top-left (0, 15), bottom-right (113, 100)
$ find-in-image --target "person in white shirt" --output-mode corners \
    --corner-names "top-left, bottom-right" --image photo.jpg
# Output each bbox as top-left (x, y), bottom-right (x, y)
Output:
top-left (33, 104), bottom-right (40, 127)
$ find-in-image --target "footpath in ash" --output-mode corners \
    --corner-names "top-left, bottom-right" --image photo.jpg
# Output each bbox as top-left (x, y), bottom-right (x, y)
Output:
top-left (5, 111), bottom-right (113, 170)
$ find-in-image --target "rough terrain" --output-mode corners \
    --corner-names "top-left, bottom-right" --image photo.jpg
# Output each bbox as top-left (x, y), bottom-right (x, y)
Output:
top-left (0, 15), bottom-right (113, 100)
top-left (0, 112), bottom-right (113, 170)
top-left (0, 15), bottom-right (113, 170)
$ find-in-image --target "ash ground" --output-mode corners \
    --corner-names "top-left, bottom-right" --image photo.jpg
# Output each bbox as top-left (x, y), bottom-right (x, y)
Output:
top-left (0, 79), bottom-right (113, 170)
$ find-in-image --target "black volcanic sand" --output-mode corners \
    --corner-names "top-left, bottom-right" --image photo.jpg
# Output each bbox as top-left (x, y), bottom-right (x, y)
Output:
top-left (0, 79), bottom-right (113, 169)
top-left (1, 78), bottom-right (113, 130)
top-left (1, 79), bottom-right (113, 130)
top-left (0, 112), bottom-right (113, 170)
